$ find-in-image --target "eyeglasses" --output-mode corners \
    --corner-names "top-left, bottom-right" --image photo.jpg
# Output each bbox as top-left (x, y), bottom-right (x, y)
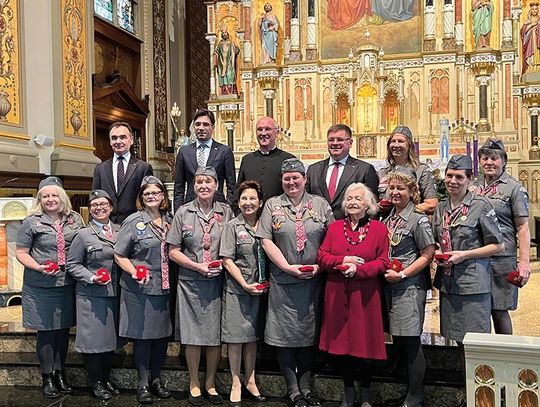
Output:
top-left (256, 127), bottom-right (277, 132)
top-left (142, 191), bottom-right (163, 198)
top-left (90, 202), bottom-right (110, 209)
top-left (328, 137), bottom-right (351, 143)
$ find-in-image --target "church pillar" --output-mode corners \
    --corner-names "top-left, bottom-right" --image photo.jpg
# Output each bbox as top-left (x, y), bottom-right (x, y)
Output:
top-left (502, 0), bottom-right (512, 49)
top-left (398, 67), bottom-right (405, 124)
top-left (442, 0), bottom-right (455, 50)
top-left (424, 3), bottom-right (436, 51)
top-left (206, 34), bottom-right (217, 99)
top-left (263, 89), bottom-right (275, 118)
top-left (476, 75), bottom-right (490, 131)
top-left (242, 0), bottom-right (253, 67)
top-left (306, 0), bottom-right (317, 60)
top-left (511, 8), bottom-right (522, 78)
top-left (289, 0), bottom-right (301, 62)
top-left (330, 70), bottom-right (337, 125)
top-left (284, 0), bottom-right (291, 61)
top-left (528, 107), bottom-right (540, 160)
top-left (455, 0), bottom-right (464, 51)
top-left (224, 121), bottom-right (235, 149)
top-left (471, 52), bottom-right (496, 132)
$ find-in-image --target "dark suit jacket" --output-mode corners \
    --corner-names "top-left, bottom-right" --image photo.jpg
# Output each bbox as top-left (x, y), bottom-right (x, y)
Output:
top-left (306, 156), bottom-right (379, 219)
top-left (173, 140), bottom-right (236, 211)
top-left (92, 156), bottom-right (153, 224)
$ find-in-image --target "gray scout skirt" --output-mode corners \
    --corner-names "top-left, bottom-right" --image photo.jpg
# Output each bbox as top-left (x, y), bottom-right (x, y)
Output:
top-left (221, 290), bottom-right (264, 343)
top-left (175, 279), bottom-right (222, 346)
top-left (490, 256), bottom-right (518, 310)
top-left (75, 294), bottom-right (121, 353)
top-left (119, 288), bottom-right (172, 340)
top-left (385, 285), bottom-right (426, 337)
top-left (440, 292), bottom-right (491, 342)
top-left (264, 278), bottom-right (323, 348)
top-left (22, 284), bottom-right (75, 330)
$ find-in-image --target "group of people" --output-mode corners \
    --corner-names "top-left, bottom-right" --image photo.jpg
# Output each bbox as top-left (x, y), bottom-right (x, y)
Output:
top-left (15, 110), bottom-right (531, 407)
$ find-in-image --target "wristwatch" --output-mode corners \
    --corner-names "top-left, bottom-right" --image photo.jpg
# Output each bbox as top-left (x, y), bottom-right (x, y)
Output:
top-left (399, 271), bottom-right (407, 280)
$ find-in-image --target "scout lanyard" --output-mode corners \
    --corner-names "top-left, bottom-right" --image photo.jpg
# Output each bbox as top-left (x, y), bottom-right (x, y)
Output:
top-left (441, 203), bottom-right (469, 252)
top-left (479, 179), bottom-right (502, 196)
top-left (148, 217), bottom-right (171, 290)
top-left (386, 213), bottom-right (406, 248)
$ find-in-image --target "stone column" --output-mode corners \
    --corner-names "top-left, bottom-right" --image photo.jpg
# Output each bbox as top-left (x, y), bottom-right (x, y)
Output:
top-left (206, 34), bottom-right (217, 99)
top-left (306, 0), bottom-right (317, 60)
top-left (442, 1), bottom-right (455, 50)
top-left (242, 0), bottom-right (252, 67)
top-left (502, 0), bottom-right (512, 49)
top-left (476, 75), bottom-right (491, 132)
top-left (424, 4), bottom-right (436, 51)
top-left (471, 53), bottom-right (496, 132)
top-left (289, 0), bottom-right (301, 62)
top-left (398, 67), bottom-right (405, 123)
top-left (511, 8), bottom-right (522, 77)
top-left (284, 0), bottom-right (291, 61)
top-left (455, 0), bottom-right (464, 51)
top-left (529, 107), bottom-right (540, 159)
top-left (224, 121), bottom-right (235, 149)
top-left (263, 89), bottom-right (275, 118)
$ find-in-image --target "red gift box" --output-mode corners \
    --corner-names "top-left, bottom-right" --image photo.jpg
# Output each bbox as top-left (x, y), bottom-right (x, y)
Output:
top-left (96, 268), bottom-right (111, 283)
top-left (435, 253), bottom-right (451, 262)
top-left (390, 259), bottom-right (404, 272)
top-left (44, 261), bottom-right (59, 273)
top-left (334, 264), bottom-right (349, 271)
top-left (506, 270), bottom-right (523, 288)
top-left (135, 265), bottom-right (149, 280)
top-left (299, 265), bottom-right (314, 273)
top-left (255, 281), bottom-right (270, 290)
top-left (208, 260), bottom-right (222, 269)
top-left (379, 199), bottom-right (392, 208)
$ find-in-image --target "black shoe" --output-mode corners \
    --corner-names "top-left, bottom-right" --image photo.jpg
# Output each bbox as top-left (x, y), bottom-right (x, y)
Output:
top-left (303, 392), bottom-right (321, 407)
top-left (242, 385), bottom-right (266, 402)
top-left (287, 394), bottom-right (308, 407)
top-left (188, 391), bottom-right (204, 406)
top-left (384, 395), bottom-right (406, 407)
top-left (204, 390), bottom-right (224, 404)
top-left (150, 378), bottom-right (171, 399)
top-left (229, 400), bottom-right (242, 407)
top-left (41, 373), bottom-right (59, 399)
top-left (91, 381), bottom-right (112, 401)
top-left (54, 370), bottom-right (73, 394)
top-left (137, 386), bottom-right (153, 404)
top-left (104, 379), bottom-right (121, 395)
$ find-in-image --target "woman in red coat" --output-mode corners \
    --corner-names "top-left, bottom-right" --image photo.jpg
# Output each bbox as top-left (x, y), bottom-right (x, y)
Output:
top-left (317, 182), bottom-right (390, 407)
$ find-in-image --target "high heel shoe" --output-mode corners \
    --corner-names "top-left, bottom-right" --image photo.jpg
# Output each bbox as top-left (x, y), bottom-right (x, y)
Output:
top-left (242, 384), bottom-right (266, 402)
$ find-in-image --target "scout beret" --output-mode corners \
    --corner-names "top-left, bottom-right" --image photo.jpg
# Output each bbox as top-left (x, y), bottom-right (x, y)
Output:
top-left (194, 166), bottom-right (218, 181)
top-left (391, 165), bottom-right (417, 180)
top-left (89, 189), bottom-right (113, 205)
top-left (141, 175), bottom-right (164, 187)
top-left (481, 138), bottom-right (505, 151)
top-left (392, 125), bottom-right (413, 139)
top-left (281, 158), bottom-right (305, 175)
top-left (38, 176), bottom-right (63, 190)
top-left (447, 154), bottom-right (472, 170)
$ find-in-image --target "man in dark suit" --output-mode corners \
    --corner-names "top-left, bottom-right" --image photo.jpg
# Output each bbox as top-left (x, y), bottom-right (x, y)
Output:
top-left (173, 108), bottom-right (236, 211)
top-left (306, 124), bottom-right (379, 219)
top-left (92, 121), bottom-right (153, 224)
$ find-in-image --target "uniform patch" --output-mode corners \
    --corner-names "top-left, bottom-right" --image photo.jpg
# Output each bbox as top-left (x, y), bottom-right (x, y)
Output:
top-left (136, 222), bottom-right (146, 231)
top-left (238, 230), bottom-right (249, 239)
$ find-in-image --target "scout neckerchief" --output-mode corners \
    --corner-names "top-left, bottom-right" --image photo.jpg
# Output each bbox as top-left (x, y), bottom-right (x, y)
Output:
top-left (53, 219), bottom-right (66, 266)
top-left (102, 224), bottom-right (114, 240)
top-left (479, 178), bottom-right (502, 196)
top-left (149, 217), bottom-right (171, 290)
top-left (245, 224), bottom-right (267, 282)
top-left (197, 209), bottom-right (222, 262)
top-left (387, 212), bottom-right (406, 248)
top-left (441, 202), bottom-right (469, 252)
top-left (285, 197), bottom-right (312, 252)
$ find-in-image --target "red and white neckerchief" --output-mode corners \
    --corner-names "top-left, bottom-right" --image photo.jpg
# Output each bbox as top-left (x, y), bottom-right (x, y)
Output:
top-left (293, 200), bottom-right (312, 252)
top-left (149, 219), bottom-right (171, 290)
top-left (441, 203), bottom-right (469, 252)
top-left (102, 224), bottom-right (114, 240)
top-left (53, 221), bottom-right (66, 266)
top-left (479, 179), bottom-right (502, 196)
top-left (198, 212), bottom-right (222, 262)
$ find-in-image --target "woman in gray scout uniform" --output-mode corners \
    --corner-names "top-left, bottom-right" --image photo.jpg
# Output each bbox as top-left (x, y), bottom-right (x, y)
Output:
top-left (15, 177), bottom-right (84, 398)
top-left (378, 126), bottom-right (438, 214)
top-left (168, 166), bottom-right (233, 406)
top-left (383, 171), bottom-right (436, 407)
top-left (66, 190), bottom-right (122, 401)
top-left (114, 176), bottom-right (173, 404)
top-left (220, 180), bottom-right (268, 407)
top-left (256, 158), bottom-right (334, 407)
top-left (432, 155), bottom-right (503, 406)
top-left (474, 138), bottom-right (531, 335)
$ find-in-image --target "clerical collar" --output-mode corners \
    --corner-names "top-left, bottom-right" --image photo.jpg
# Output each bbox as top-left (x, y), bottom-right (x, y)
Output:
top-left (259, 146), bottom-right (277, 155)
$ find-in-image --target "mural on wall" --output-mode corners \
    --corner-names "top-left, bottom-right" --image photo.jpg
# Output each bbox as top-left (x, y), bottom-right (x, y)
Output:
top-left (62, 0), bottom-right (88, 138)
top-left (0, 0), bottom-right (22, 126)
top-left (320, 0), bottom-right (421, 59)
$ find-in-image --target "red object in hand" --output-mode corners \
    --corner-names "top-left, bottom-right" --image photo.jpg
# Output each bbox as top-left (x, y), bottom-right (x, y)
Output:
top-left (390, 259), bottom-right (404, 272)
top-left (334, 264), bottom-right (349, 271)
top-left (255, 281), bottom-right (270, 290)
top-left (435, 253), bottom-right (451, 262)
top-left (135, 265), bottom-right (149, 280)
top-left (96, 268), bottom-right (111, 283)
top-left (208, 260), bottom-right (222, 269)
top-left (379, 199), bottom-right (392, 208)
top-left (506, 270), bottom-right (523, 288)
top-left (299, 265), bottom-right (314, 273)
top-left (44, 261), bottom-right (59, 273)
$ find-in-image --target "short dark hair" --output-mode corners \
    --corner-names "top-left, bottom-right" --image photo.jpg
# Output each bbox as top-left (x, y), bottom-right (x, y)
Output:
top-left (445, 168), bottom-right (473, 179)
top-left (327, 124), bottom-right (352, 139)
top-left (136, 181), bottom-right (170, 212)
top-left (193, 109), bottom-right (215, 126)
top-left (236, 180), bottom-right (264, 218)
top-left (109, 121), bottom-right (133, 136)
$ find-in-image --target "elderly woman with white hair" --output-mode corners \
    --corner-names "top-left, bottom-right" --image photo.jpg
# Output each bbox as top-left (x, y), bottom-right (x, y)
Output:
top-left (317, 182), bottom-right (390, 407)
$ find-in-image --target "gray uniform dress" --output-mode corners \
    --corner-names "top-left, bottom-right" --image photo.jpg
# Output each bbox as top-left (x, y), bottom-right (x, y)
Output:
top-left (378, 163), bottom-right (437, 202)
top-left (115, 210), bottom-right (173, 340)
top-left (432, 192), bottom-right (502, 342)
top-left (16, 211), bottom-right (84, 330)
top-left (219, 214), bottom-right (267, 343)
top-left (67, 220), bottom-right (122, 353)
top-left (256, 193), bottom-right (334, 347)
top-left (472, 172), bottom-right (529, 310)
top-left (383, 201), bottom-right (435, 336)
top-left (166, 200), bottom-right (233, 346)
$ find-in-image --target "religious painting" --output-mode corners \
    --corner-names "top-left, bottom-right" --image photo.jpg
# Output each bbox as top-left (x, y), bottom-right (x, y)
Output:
top-left (429, 69), bottom-right (449, 114)
top-left (465, 0), bottom-right (499, 51)
top-left (214, 3), bottom-right (241, 95)
top-left (520, 0), bottom-right (540, 76)
top-left (356, 84), bottom-right (377, 133)
top-left (320, 0), bottom-right (422, 59)
top-left (254, 0), bottom-right (284, 66)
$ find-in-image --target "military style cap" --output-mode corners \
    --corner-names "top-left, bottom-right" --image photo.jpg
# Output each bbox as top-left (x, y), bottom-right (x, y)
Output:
top-left (89, 189), bottom-right (113, 204)
top-left (281, 158), bottom-right (305, 174)
top-left (38, 176), bottom-right (63, 190)
top-left (141, 175), bottom-right (164, 187)
top-left (447, 154), bottom-right (472, 170)
top-left (195, 166), bottom-right (218, 181)
top-left (392, 125), bottom-right (413, 139)
top-left (482, 138), bottom-right (505, 151)
top-left (391, 165), bottom-right (417, 180)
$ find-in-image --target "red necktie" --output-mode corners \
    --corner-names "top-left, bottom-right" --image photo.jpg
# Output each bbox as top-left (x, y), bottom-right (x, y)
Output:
top-left (103, 224), bottom-right (113, 240)
top-left (328, 162), bottom-right (340, 201)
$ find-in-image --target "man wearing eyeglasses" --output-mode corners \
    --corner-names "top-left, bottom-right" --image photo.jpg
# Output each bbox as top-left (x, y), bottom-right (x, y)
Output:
top-left (173, 108), bottom-right (236, 211)
top-left (92, 121), bottom-right (153, 224)
top-left (306, 124), bottom-right (379, 219)
top-left (234, 117), bottom-right (295, 210)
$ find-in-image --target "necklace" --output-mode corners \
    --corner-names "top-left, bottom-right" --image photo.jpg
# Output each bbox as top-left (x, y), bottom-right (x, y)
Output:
top-left (343, 218), bottom-right (370, 245)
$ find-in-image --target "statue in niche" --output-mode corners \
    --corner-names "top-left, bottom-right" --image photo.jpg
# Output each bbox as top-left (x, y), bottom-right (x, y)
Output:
top-left (259, 3), bottom-right (279, 64)
top-left (521, 2), bottom-right (540, 74)
top-left (214, 27), bottom-right (240, 95)
top-left (472, 0), bottom-right (492, 48)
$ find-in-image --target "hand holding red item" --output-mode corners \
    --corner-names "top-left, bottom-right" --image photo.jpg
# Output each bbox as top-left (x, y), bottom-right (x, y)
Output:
top-left (96, 268), bottom-right (111, 284)
top-left (299, 265), bottom-right (314, 273)
top-left (255, 281), bottom-right (270, 290)
top-left (134, 265), bottom-right (149, 280)
top-left (390, 259), bottom-right (403, 272)
top-left (44, 261), bottom-right (59, 274)
top-left (506, 270), bottom-right (523, 288)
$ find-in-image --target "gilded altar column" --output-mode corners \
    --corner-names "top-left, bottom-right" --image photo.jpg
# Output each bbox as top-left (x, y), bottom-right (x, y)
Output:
top-left (330, 70), bottom-right (337, 125)
top-left (528, 107), bottom-right (540, 159)
top-left (502, 0), bottom-right (512, 49)
top-left (511, 8), bottom-right (522, 78)
top-left (398, 66), bottom-right (405, 124)
top-left (306, 0), bottom-right (317, 60)
top-left (263, 89), bottom-right (275, 118)
top-left (471, 53), bottom-right (496, 132)
top-left (442, 0), bottom-right (455, 50)
top-left (424, 1), bottom-right (436, 51)
top-left (377, 61), bottom-right (387, 131)
top-left (242, 0), bottom-right (253, 67)
top-left (476, 75), bottom-right (491, 131)
top-left (289, 0), bottom-right (301, 62)
top-left (206, 34), bottom-right (217, 99)
top-left (455, 0), bottom-right (464, 51)
top-left (284, 0), bottom-right (291, 61)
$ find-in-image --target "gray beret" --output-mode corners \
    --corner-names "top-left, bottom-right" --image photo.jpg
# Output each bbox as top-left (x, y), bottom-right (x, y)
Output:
top-left (141, 175), bottom-right (164, 187)
top-left (38, 176), bottom-right (63, 190)
top-left (447, 154), bottom-right (472, 170)
top-left (89, 189), bottom-right (113, 204)
top-left (481, 138), bottom-right (505, 151)
top-left (391, 165), bottom-right (417, 180)
top-left (195, 166), bottom-right (218, 181)
top-left (281, 158), bottom-right (305, 174)
top-left (392, 125), bottom-right (413, 139)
